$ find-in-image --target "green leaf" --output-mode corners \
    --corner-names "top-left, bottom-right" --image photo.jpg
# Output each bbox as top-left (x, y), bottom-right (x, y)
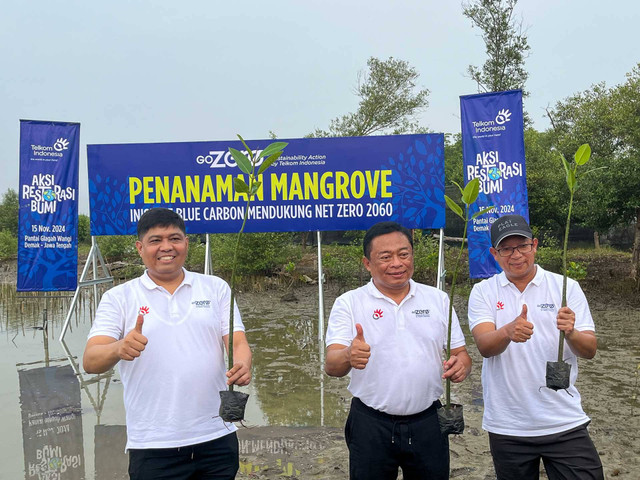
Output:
top-left (237, 135), bottom-right (254, 161)
top-left (574, 143), bottom-right (591, 166)
top-left (260, 142), bottom-right (288, 160)
top-left (234, 177), bottom-right (249, 194)
top-left (451, 181), bottom-right (464, 196)
top-left (250, 181), bottom-right (262, 195)
top-left (257, 151), bottom-right (283, 175)
top-left (229, 148), bottom-right (252, 175)
top-left (472, 206), bottom-right (495, 219)
top-left (444, 195), bottom-right (464, 219)
top-left (462, 178), bottom-right (480, 205)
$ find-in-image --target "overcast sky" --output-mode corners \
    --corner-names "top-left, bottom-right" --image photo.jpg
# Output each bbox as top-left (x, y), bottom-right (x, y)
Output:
top-left (2, 0), bottom-right (638, 213)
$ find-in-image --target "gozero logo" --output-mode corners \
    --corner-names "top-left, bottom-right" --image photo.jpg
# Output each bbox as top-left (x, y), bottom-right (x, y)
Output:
top-left (195, 149), bottom-right (265, 169)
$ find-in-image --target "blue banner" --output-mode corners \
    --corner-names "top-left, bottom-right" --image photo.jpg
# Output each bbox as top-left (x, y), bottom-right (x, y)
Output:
top-left (460, 90), bottom-right (529, 278)
top-left (88, 134), bottom-right (445, 235)
top-left (18, 120), bottom-right (80, 291)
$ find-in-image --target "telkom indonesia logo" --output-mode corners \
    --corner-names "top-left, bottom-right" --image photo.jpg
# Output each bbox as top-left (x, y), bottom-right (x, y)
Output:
top-left (372, 309), bottom-right (383, 320)
top-left (53, 138), bottom-right (69, 152)
top-left (496, 301), bottom-right (505, 310)
top-left (139, 306), bottom-right (150, 316)
top-left (495, 109), bottom-right (512, 125)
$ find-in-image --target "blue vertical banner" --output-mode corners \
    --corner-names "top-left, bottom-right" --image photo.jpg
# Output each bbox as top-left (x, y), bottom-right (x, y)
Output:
top-left (18, 120), bottom-right (80, 291)
top-left (460, 90), bottom-right (529, 278)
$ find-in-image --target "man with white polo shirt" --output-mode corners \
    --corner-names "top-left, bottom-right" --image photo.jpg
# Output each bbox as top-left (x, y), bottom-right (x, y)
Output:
top-left (83, 208), bottom-right (252, 480)
top-left (468, 214), bottom-right (603, 480)
top-left (325, 221), bottom-right (472, 480)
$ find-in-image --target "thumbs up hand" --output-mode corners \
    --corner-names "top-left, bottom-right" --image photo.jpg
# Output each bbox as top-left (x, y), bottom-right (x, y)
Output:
top-left (119, 314), bottom-right (148, 361)
top-left (506, 304), bottom-right (534, 343)
top-left (349, 323), bottom-right (371, 370)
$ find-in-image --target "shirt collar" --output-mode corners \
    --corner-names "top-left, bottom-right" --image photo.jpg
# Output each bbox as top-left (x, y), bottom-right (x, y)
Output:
top-left (140, 268), bottom-right (192, 291)
top-left (366, 278), bottom-right (416, 302)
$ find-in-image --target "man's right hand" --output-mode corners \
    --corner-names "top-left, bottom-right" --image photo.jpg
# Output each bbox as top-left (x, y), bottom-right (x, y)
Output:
top-left (505, 304), bottom-right (534, 343)
top-left (119, 314), bottom-right (148, 361)
top-left (349, 323), bottom-right (371, 369)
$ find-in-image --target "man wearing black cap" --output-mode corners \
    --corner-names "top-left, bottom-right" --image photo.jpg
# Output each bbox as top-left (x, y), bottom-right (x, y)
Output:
top-left (468, 215), bottom-right (603, 480)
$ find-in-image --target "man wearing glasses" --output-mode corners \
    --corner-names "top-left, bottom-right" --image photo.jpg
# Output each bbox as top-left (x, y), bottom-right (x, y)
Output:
top-left (468, 215), bottom-right (603, 480)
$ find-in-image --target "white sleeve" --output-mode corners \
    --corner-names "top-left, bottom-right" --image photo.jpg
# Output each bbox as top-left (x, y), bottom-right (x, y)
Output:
top-left (88, 289), bottom-right (126, 341)
top-left (468, 282), bottom-right (496, 331)
top-left (325, 294), bottom-right (355, 348)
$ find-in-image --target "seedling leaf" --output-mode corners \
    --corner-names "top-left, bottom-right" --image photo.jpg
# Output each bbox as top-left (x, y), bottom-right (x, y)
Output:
top-left (472, 206), bottom-right (495, 219)
top-left (257, 151), bottom-right (283, 175)
top-left (462, 178), bottom-right (480, 205)
top-left (574, 143), bottom-right (591, 165)
top-left (234, 177), bottom-right (249, 194)
top-left (444, 195), bottom-right (464, 219)
top-left (260, 142), bottom-right (288, 160)
top-left (229, 148), bottom-right (252, 175)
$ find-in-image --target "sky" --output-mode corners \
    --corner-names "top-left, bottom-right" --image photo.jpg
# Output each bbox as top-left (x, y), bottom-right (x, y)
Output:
top-left (2, 0), bottom-right (638, 213)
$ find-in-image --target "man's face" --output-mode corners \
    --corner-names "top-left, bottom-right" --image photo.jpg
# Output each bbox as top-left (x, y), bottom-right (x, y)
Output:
top-left (363, 231), bottom-right (414, 296)
top-left (490, 235), bottom-right (538, 283)
top-left (136, 225), bottom-right (188, 282)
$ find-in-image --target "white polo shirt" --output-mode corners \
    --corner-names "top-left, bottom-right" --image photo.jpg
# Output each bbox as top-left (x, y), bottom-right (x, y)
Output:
top-left (326, 279), bottom-right (466, 416)
top-left (468, 265), bottom-right (594, 436)
top-left (88, 269), bottom-right (244, 450)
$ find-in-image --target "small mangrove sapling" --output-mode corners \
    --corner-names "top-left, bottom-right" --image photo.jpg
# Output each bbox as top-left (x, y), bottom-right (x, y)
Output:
top-left (218, 135), bottom-right (288, 422)
top-left (546, 143), bottom-right (592, 391)
top-left (439, 177), bottom-right (492, 434)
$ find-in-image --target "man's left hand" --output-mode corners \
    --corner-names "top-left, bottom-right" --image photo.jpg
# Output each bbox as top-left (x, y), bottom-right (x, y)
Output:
top-left (556, 306), bottom-right (576, 337)
top-left (442, 355), bottom-right (468, 383)
top-left (226, 361), bottom-right (251, 386)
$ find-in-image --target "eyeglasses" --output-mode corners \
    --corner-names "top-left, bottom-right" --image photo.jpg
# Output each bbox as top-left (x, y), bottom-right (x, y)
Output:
top-left (496, 243), bottom-right (534, 257)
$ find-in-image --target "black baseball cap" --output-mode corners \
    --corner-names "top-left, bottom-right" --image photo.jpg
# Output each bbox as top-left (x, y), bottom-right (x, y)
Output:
top-left (491, 215), bottom-right (533, 248)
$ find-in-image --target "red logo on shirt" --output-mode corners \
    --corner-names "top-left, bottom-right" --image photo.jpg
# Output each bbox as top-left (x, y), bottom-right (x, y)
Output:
top-left (139, 306), bottom-right (150, 316)
top-left (372, 309), bottom-right (383, 320)
top-left (496, 301), bottom-right (504, 310)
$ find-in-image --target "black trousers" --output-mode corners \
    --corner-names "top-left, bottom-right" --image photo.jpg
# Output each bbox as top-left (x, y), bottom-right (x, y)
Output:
top-left (489, 422), bottom-right (604, 480)
top-left (346, 397), bottom-right (449, 480)
top-left (128, 432), bottom-right (239, 480)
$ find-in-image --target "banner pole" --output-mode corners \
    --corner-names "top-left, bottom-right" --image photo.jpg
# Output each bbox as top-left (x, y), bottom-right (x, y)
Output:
top-left (316, 231), bottom-right (324, 344)
top-left (437, 228), bottom-right (446, 291)
top-left (205, 234), bottom-right (211, 275)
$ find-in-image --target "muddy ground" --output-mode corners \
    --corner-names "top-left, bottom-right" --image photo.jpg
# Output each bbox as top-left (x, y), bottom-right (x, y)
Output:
top-left (2, 253), bottom-right (639, 479)
top-left (232, 253), bottom-right (640, 479)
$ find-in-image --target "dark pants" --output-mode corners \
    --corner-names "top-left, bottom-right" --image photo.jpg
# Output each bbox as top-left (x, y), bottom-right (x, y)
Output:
top-left (489, 422), bottom-right (604, 480)
top-left (346, 397), bottom-right (449, 480)
top-left (128, 432), bottom-right (239, 480)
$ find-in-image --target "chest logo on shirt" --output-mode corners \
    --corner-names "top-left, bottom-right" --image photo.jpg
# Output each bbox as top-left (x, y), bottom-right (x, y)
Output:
top-left (139, 306), bottom-right (150, 316)
top-left (411, 309), bottom-right (430, 318)
top-left (192, 299), bottom-right (212, 308)
top-left (496, 301), bottom-right (504, 310)
top-left (372, 309), bottom-right (383, 320)
top-left (537, 303), bottom-right (556, 312)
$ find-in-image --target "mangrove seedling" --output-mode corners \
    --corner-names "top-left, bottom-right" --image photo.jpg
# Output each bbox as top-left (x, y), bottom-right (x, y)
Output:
top-left (440, 177), bottom-right (492, 434)
top-left (546, 143), bottom-right (591, 391)
top-left (219, 135), bottom-right (287, 422)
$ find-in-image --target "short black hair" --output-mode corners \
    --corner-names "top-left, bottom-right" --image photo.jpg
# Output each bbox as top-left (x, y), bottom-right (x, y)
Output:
top-left (363, 221), bottom-right (413, 258)
top-left (136, 208), bottom-right (186, 239)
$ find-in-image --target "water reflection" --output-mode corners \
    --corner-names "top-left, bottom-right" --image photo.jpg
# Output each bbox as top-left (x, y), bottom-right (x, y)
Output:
top-left (1, 282), bottom-right (349, 478)
top-left (18, 364), bottom-right (85, 479)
